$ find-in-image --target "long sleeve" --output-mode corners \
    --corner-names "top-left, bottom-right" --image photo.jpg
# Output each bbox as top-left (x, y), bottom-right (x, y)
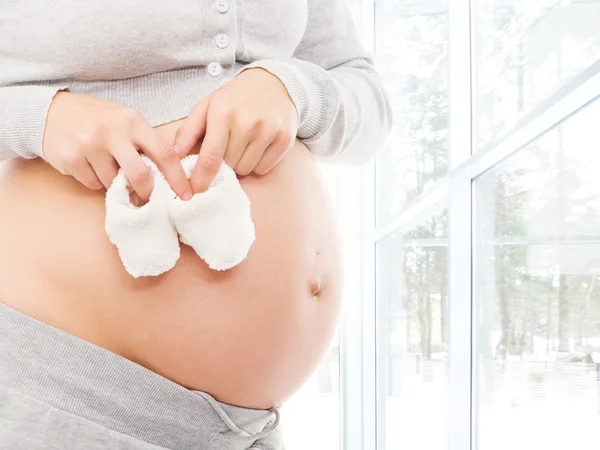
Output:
top-left (0, 85), bottom-right (66, 161)
top-left (236, 0), bottom-right (393, 165)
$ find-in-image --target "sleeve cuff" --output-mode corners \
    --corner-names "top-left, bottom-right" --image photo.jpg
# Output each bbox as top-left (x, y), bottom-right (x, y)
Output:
top-left (0, 85), bottom-right (68, 160)
top-left (234, 59), bottom-right (329, 141)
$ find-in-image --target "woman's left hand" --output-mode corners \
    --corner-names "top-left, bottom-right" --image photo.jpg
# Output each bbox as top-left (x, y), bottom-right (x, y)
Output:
top-left (172, 68), bottom-right (298, 193)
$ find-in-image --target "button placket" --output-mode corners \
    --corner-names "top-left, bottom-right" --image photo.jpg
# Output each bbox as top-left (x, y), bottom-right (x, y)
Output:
top-left (210, 0), bottom-right (233, 80)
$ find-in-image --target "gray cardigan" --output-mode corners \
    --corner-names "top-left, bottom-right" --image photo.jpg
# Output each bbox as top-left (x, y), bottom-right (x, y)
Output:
top-left (0, 0), bottom-right (392, 164)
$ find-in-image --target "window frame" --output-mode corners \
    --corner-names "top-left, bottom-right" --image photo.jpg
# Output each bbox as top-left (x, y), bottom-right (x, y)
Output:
top-left (337, 1), bottom-right (600, 449)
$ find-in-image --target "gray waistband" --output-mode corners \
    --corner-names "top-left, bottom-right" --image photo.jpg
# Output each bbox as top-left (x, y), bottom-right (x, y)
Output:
top-left (0, 303), bottom-right (279, 449)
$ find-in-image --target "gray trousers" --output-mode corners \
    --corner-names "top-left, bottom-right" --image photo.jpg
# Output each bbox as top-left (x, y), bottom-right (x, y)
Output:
top-left (0, 303), bottom-right (284, 449)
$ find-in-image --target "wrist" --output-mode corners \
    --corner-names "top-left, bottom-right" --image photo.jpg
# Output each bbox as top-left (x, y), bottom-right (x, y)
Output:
top-left (42, 89), bottom-right (70, 160)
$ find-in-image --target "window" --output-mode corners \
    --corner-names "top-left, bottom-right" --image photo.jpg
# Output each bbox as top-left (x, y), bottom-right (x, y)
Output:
top-left (376, 209), bottom-right (449, 449)
top-left (375, 0), bottom-right (449, 225)
top-left (327, 1), bottom-right (600, 449)
top-left (474, 0), bottom-right (600, 148)
top-left (474, 99), bottom-right (600, 450)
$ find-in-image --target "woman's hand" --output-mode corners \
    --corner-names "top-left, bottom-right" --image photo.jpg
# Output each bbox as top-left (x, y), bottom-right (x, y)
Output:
top-left (172, 68), bottom-right (298, 193)
top-left (43, 91), bottom-right (192, 202)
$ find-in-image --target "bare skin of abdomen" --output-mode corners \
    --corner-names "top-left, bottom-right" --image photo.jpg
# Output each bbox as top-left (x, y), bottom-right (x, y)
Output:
top-left (0, 119), bottom-right (342, 410)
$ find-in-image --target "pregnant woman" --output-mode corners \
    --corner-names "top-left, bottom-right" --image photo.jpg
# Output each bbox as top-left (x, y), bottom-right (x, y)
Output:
top-left (0, 1), bottom-right (391, 449)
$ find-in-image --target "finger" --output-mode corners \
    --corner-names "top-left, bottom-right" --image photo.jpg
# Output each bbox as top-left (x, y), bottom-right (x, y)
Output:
top-left (190, 113), bottom-right (229, 193)
top-left (184, 135), bottom-right (205, 157)
top-left (254, 133), bottom-right (294, 175)
top-left (110, 140), bottom-right (154, 203)
top-left (234, 127), bottom-right (278, 176)
top-left (234, 133), bottom-right (276, 176)
top-left (253, 145), bottom-right (286, 176)
top-left (72, 159), bottom-right (104, 191)
top-left (133, 124), bottom-right (192, 200)
top-left (87, 150), bottom-right (120, 189)
top-left (173, 97), bottom-right (210, 157)
top-left (223, 126), bottom-right (252, 169)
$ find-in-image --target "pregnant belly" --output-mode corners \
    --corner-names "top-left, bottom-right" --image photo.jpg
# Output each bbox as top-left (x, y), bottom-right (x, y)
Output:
top-left (0, 120), bottom-right (342, 409)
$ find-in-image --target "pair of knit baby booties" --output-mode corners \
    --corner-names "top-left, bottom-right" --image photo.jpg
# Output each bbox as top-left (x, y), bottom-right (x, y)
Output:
top-left (105, 155), bottom-right (255, 278)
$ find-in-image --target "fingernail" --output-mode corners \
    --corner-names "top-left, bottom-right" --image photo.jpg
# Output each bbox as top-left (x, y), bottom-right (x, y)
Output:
top-left (172, 144), bottom-right (181, 155)
top-left (181, 190), bottom-right (192, 201)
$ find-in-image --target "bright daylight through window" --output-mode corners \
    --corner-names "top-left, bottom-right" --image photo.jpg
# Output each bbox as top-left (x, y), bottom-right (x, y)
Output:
top-left (285, 0), bottom-right (600, 449)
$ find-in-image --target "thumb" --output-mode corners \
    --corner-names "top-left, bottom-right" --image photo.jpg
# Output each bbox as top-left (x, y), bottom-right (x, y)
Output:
top-left (173, 96), bottom-right (210, 157)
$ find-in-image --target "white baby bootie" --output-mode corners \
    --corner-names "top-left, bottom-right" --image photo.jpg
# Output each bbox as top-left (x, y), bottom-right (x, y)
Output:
top-left (168, 155), bottom-right (255, 271)
top-left (105, 156), bottom-right (180, 278)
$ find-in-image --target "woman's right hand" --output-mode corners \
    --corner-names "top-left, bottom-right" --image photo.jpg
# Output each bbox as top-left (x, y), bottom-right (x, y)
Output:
top-left (42, 91), bottom-right (192, 203)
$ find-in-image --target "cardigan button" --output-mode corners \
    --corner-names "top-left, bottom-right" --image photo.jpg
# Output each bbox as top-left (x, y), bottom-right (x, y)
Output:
top-left (215, 34), bottom-right (230, 49)
top-left (215, 0), bottom-right (229, 13)
top-left (207, 62), bottom-right (223, 77)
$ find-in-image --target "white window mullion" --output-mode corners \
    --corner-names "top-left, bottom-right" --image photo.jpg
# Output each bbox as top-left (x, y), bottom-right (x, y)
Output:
top-left (338, 165), bottom-right (369, 450)
top-left (361, 0), bottom-right (378, 449)
top-left (362, 161), bottom-right (378, 450)
top-left (447, 173), bottom-right (474, 450)
top-left (448, 1), bottom-right (474, 450)
top-left (337, 161), bottom-right (377, 450)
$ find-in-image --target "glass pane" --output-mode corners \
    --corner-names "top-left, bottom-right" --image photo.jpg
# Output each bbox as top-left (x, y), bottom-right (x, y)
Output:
top-left (375, 0), bottom-right (450, 226)
top-left (474, 99), bottom-right (600, 450)
top-left (376, 209), bottom-right (449, 449)
top-left (474, 0), bottom-right (600, 148)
